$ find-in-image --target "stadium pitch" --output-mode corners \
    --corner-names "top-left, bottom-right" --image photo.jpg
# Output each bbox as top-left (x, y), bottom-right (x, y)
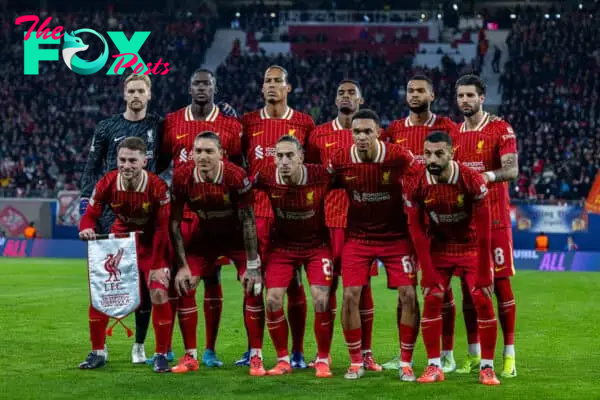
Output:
top-left (1, 258), bottom-right (598, 399)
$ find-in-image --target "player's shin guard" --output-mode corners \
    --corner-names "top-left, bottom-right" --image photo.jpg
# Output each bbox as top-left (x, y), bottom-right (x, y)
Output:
top-left (152, 301), bottom-right (173, 354)
top-left (178, 290), bottom-right (198, 354)
top-left (244, 293), bottom-right (265, 352)
top-left (495, 278), bottom-right (516, 352)
top-left (441, 289), bottom-right (456, 352)
top-left (314, 311), bottom-right (333, 360)
top-left (421, 295), bottom-right (444, 362)
top-left (203, 281), bottom-right (223, 351)
top-left (88, 305), bottom-right (109, 351)
top-left (287, 278), bottom-right (307, 354)
top-left (359, 286), bottom-right (375, 352)
top-left (267, 309), bottom-right (289, 358)
top-left (473, 293), bottom-right (498, 366)
top-left (461, 282), bottom-right (479, 349)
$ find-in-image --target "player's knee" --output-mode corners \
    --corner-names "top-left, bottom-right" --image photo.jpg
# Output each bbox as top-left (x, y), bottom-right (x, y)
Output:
top-left (150, 288), bottom-right (168, 305)
top-left (398, 285), bottom-right (417, 310)
top-left (311, 286), bottom-right (329, 312)
top-left (266, 289), bottom-right (284, 311)
top-left (342, 286), bottom-right (361, 309)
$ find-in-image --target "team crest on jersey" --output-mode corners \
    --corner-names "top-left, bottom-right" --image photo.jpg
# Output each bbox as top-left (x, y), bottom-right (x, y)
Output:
top-left (306, 191), bottom-right (314, 205)
top-left (288, 129), bottom-right (296, 136)
top-left (457, 194), bottom-right (464, 208)
top-left (382, 170), bottom-right (391, 185)
top-left (476, 140), bottom-right (485, 153)
top-left (142, 202), bottom-right (151, 213)
top-left (223, 193), bottom-right (231, 205)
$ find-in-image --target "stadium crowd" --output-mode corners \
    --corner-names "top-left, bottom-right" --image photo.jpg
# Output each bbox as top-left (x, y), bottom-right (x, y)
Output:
top-left (0, 9), bottom-right (595, 202)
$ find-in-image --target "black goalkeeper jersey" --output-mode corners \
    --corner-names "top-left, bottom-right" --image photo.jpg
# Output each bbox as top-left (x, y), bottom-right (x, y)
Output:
top-left (79, 113), bottom-right (163, 198)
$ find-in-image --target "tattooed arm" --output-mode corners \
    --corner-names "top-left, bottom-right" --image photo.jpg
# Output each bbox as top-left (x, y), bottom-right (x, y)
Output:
top-left (239, 205), bottom-right (262, 295)
top-left (484, 153), bottom-right (519, 183)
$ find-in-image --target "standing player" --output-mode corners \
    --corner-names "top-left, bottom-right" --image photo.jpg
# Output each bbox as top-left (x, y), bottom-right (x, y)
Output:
top-left (78, 137), bottom-right (173, 373)
top-left (451, 75), bottom-right (518, 378)
top-left (240, 65), bottom-right (316, 368)
top-left (169, 132), bottom-right (265, 376)
top-left (404, 131), bottom-right (500, 385)
top-left (306, 80), bottom-right (383, 371)
top-left (384, 75), bottom-right (458, 371)
top-left (160, 69), bottom-right (243, 368)
top-left (329, 109), bottom-right (419, 381)
top-left (254, 136), bottom-right (334, 378)
top-left (79, 74), bottom-right (164, 364)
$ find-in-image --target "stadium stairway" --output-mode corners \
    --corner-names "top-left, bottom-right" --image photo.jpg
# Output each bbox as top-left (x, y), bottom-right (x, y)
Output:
top-left (480, 29), bottom-right (510, 106)
top-left (202, 29), bottom-right (247, 72)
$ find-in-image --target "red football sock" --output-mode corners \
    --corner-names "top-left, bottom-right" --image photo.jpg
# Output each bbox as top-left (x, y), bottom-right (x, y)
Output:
top-left (359, 285), bottom-right (374, 351)
top-left (287, 278), bottom-right (307, 354)
top-left (88, 305), bottom-right (109, 351)
top-left (177, 290), bottom-right (198, 351)
top-left (441, 289), bottom-right (456, 351)
top-left (152, 301), bottom-right (173, 354)
top-left (400, 322), bottom-right (418, 364)
top-left (421, 295), bottom-right (443, 359)
top-left (267, 308), bottom-right (289, 358)
top-left (314, 311), bottom-right (333, 359)
top-left (343, 327), bottom-right (363, 364)
top-left (244, 293), bottom-right (265, 349)
top-left (203, 281), bottom-right (223, 351)
top-left (473, 292), bottom-right (498, 360)
top-left (242, 296), bottom-right (250, 349)
top-left (495, 278), bottom-right (516, 346)
top-left (461, 281), bottom-right (479, 345)
top-left (167, 295), bottom-right (178, 351)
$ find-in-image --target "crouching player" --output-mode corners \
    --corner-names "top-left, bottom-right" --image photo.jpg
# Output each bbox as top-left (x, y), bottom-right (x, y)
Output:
top-left (404, 131), bottom-right (500, 385)
top-left (78, 137), bottom-right (173, 373)
top-left (254, 136), bottom-right (334, 378)
top-left (169, 131), bottom-right (265, 376)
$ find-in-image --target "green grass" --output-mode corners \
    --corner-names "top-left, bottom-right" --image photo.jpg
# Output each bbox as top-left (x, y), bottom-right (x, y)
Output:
top-left (1, 258), bottom-right (599, 399)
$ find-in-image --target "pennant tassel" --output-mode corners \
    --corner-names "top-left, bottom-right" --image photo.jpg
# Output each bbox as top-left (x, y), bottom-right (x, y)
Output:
top-left (106, 317), bottom-right (133, 337)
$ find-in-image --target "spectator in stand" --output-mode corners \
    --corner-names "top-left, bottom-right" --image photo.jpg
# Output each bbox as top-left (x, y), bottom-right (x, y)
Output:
top-left (535, 232), bottom-right (549, 252)
top-left (564, 236), bottom-right (579, 251)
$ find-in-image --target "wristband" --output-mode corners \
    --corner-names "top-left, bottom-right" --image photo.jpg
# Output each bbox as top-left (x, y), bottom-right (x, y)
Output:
top-left (247, 256), bottom-right (261, 270)
top-left (484, 171), bottom-right (496, 182)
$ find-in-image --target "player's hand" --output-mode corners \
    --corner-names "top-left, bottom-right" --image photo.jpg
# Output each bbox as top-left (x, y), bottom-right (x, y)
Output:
top-left (79, 228), bottom-right (97, 241)
top-left (489, 114), bottom-right (503, 122)
top-left (218, 101), bottom-right (239, 119)
top-left (79, 198), bottom-right (89, 217)
top-left (474, 281), bottom-right (494, 298)
top-left (242, 268), bottom-right (263, 296)
top-left (175, 265), bottom-right (194, 296)
top-left (482, 172), bottom-right (489, 183)
top-left (149, 268), bottom-right (170, 288)
top-left (422, 283), bottom-right (445, 298)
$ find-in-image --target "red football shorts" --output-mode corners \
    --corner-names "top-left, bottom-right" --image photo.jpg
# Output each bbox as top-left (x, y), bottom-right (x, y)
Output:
top-left (265, 246), bottom-right (333, 289)
top-left (341, 238), bottom-right (416, 288)
top-left (136, 243), bottom-right (168, 291)
top-left (491, 227), bottom-right (515, 279)
top-left (187, 247), bottom-right (247, 279)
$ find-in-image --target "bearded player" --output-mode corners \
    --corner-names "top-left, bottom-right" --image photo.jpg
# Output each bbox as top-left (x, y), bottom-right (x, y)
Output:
top-left (306, 80), bottom-right (383, 371)
top-left (78, 137), bottom-right (173, 373)
top-left (254, 136), bottom-right (334, 378)
top-left (329, 109), bottom-right (419, 381)
top-left (404, 131), bottom-right (500, 385)
top-left (240, 65), bottom-right (316, 368)
top-left (169, 131), bottom-right (265, 375)
top-left (383, 75), bottom-right (457, 371)
top-left (451, 75), bottom-right (518, 378)
top-left (160, 69), bottom-right (243, 368)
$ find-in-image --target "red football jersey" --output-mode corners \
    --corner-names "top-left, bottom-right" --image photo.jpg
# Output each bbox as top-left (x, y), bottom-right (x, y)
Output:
top-left (80, 170), bottom-right (171, 268)
top-left (405, 161), bottom-right (489, 256)
top-left (454, 112), bottom-right (517, 229)
top-left (254, 164), bottom-right (330, 250)
top-left (306, 117), bottom-right (354, 164)
top-left (171, 160), bottom-right (253, 245)
top-left (161, 104), bottom-right (243, 169)
top-left (329, 141), bottom-right (415, 243)
top-left (241, 107), bottom-right (315, 176)
top-left (385, 114), bottom-right (457, 165)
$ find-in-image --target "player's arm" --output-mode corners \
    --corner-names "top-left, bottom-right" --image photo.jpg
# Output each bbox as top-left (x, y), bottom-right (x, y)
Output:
top-left (79, 122), bottom-right (108, 215)
top-left (148, 183), bottom-right (171, 288)
top-left (235, 173), bottom-right (262, 294)
top-left (484, 126), bottom-right (518, 183)
top-left (252, 188), bottom-right (273, 260)
top-left (472, 184), bottom-right (493, 296)
top-left (324, 189), bottom-right (348, 266)
top-left (79, 178), bottom-right (107, 240)
top-left (305, 128), bottom-right (321, 164)
top-left (228, 123), bottom-right (245, 167)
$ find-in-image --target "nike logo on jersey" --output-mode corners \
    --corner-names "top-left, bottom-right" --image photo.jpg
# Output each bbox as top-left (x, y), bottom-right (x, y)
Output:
top-left (110, 202), bottom-right (122, 207)
top-left (176, 133), bottom-right (189, 140)
top-left (345, 176), bottom-right (358, 181)
top-left (424, 198), bottom-right (434, 204)
top-left (396, 139), bottom-right (408, 143)
top-left (114, 136), bottom-right (125, 142)
top-left (325, 142), bottom-right (337, 148)
top-left (495, 266), bottom-right (507, 272)
top-left (252, 131), bottom-right (263, 137)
